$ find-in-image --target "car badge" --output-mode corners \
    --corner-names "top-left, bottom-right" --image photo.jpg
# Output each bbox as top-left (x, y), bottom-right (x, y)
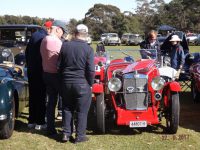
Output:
top-left (126, 87), bottom-right (134, 93)
top-left (137, 87), bottom-right (144, 92)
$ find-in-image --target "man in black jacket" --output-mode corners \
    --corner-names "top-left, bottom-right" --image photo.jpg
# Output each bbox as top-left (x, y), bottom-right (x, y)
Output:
top-left (57, 24), bottom-right (95, 143)
top-left (25, 21), bottom-right (52, 130)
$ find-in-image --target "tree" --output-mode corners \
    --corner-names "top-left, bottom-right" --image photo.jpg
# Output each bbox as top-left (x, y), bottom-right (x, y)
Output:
top-left (135, 0), bottom-right (165, 33)
top-left (84, 4), bottom-right (126, 39)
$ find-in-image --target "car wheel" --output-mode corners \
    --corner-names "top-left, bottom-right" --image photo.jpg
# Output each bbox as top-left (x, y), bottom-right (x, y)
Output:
top-left (96, 93), bottom-right (105, 134)
top-left (0, 98), bottom-right (15, 139)
top-left (166, 92), bottom-right (180, 134)
top-left (191, 79), bottom-right (200, 103)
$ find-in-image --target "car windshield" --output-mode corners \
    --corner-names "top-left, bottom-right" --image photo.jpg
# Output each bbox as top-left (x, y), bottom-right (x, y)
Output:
top-left (101, 34), bottom-right (107, 38)
top-left (108, 34), bottom-right (117, 37)
top-left (106, 49), bottom-right (157, 61)
top-left (129, 35), bottom-right (142, 39)
top-left (0, 28), bottom-right (33, 47)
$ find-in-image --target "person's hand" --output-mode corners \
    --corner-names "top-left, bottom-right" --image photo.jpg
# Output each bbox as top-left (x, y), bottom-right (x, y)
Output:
top-left (175, 69), bottom-right (181, 79)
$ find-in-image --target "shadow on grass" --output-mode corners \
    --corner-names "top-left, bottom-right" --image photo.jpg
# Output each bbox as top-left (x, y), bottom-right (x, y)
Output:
top-left (87, 108), bottom-right (167, 136)
top-left (14, 114), bottom-right (64, 142)
top-left (87, 91), bottom-right (200, 136)
top-left (179, 91), bottom-right (200, 132)
top-left (14, 91), bottom-right (200, 139)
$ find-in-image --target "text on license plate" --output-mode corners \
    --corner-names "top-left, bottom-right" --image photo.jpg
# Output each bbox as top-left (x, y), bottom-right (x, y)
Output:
top-left (129, 121), bottom-right (147, 128)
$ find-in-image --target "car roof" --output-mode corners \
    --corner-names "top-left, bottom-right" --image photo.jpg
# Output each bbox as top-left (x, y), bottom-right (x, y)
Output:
top-left (0, 24), bottom-right (41, 29)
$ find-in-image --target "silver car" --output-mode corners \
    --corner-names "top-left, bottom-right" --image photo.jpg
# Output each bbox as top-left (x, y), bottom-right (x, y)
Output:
top-left (104, 33), bottom-right (121, 46)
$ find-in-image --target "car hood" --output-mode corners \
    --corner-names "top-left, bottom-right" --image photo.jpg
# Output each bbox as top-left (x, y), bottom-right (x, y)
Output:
top-left (122, 59), bottom-right (155, 74)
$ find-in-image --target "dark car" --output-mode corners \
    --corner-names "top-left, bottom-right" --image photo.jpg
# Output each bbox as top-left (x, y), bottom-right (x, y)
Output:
top-left (126, 34), bottom-right (143, 46)
top-left (189, 53), bottom-right (200, 102)
top-left (157, 36), bottom-right (167, 46)
top-left (91, 49), bottom-right (181, 134)
top-left (0, 48), bottom-right (29, 139)
top-left (0, 24), bottom-right (41, 56)
top-left (0, 24), bottom-right (39, 139)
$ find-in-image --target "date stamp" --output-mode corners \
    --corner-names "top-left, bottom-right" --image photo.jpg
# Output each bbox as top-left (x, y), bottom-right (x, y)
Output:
top-left (161, 134), bottom-right (190, 140)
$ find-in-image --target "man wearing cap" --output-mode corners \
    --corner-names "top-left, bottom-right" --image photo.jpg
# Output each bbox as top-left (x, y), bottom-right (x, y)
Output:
top-left (25, 20), bottom-right (52, 130)
top-left (44, 21), bottom-right (53, 34)
top-left (57, 24), bottom-right (95, 143)
top-left (40, 20), bottom-right (67, 135)
top-left (169, 34), bottom-right (185, 79)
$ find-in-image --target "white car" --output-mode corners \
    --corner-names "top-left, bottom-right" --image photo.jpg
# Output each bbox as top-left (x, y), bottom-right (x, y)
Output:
top-left (86, 34), bottom-right (92, 45)
top-left (186, 34), bottom-right (197, 45)
top-left (104, 33), bottom-right (121, 46)
top-left (100, 33), bottom-right (108, 43)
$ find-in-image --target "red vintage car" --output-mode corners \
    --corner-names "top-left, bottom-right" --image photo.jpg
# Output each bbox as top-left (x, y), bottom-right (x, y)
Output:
top-left (91, 49), bottom-right (181, 134)
top-left (189, 52), bottom-right (200, 102)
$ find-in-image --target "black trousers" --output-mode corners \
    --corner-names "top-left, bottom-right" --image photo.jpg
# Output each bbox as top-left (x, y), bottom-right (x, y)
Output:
top-left (43, 72), bottom-right (60, 132)
top-left (62, 83), bottom-right (91, 138)
top-left (27, 71), bottom-right (46, 125)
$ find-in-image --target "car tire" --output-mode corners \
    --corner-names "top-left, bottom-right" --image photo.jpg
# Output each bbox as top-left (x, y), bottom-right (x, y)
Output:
top-left (166, 92), bottom-right (180, 134)
top-left (96, 93), bottom-right (105, 134)
top-left (191, 80), bottom-right (200, 103)
top-left (0, 98), bottom-right (15, 139)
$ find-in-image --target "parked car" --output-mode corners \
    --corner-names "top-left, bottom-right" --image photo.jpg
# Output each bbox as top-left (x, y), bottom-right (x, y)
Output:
top-left (121, 33), bottom-right (133, 44)
top-left (104, 33), bottom-right (121, 46)
top-left (0, 24), bottom-right (41, 56)
top-left (186, 33), bottom-right (198, 45)
top-left (86, 34), bottom-right (92, 45)
top-left (157, 36), bottom-right (167, 46)
top-left (189, 52), bottom-right (200, 102)
top-left (0, 48), bottom-right (29, 139)
top-left (194, 34), bottom-right (200, 46)
top-left (0, 24), bottom-right (40, 139)
top-left (100, 33), bottom-right (108, 44)
top-left (126, 34), bottom-right (143, 46)
top-left (91, 49), bottom-right (181, 134)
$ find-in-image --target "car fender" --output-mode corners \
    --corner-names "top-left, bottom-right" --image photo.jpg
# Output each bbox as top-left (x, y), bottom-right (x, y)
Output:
top-left (168, 82), bottom-right (181, 92)
top-left (92, 83), bottom-right (104, 93)
top-left (0, 84), bottom-right (14, 121)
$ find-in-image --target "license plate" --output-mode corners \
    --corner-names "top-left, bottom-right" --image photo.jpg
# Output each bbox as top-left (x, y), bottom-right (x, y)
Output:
top-left (129, 121), bottom-right (147, 128)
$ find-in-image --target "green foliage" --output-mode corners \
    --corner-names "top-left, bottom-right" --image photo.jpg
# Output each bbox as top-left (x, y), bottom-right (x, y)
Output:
top-left (0, 15), bottom-right (52, 26)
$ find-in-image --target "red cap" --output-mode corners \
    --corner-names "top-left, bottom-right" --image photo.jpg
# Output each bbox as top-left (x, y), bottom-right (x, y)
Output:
top-left (44, 21), bottom-right (52, 28)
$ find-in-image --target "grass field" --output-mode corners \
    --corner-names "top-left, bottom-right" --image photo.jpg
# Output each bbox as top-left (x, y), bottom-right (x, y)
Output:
top-left (0, 44), bottom-right (200, 150)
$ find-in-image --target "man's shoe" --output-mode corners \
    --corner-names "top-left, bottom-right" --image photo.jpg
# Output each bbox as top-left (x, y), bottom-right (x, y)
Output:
top-left (35, 124), bottom-right (47, 130)
top-left (27, 123), bottom-right (36, 129)
top-left (56, 113), bottom-right (62, 120)
top-left (62, 134), bottom-right (74, 143)
top-left (74, 136), bottom-right (89, 144)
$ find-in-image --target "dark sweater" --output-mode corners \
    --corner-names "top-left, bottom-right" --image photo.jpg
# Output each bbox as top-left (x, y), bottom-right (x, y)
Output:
top-left (25, 28), bottom-right (47, 73)
top-left (170, 44), bottom-right (185, 70)
top-left (57, 39), bottom-right (95, 86)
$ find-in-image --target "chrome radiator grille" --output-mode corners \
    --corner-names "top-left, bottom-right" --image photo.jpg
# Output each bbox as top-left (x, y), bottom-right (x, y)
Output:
top-left (123, 73), bottom-right (148, 110)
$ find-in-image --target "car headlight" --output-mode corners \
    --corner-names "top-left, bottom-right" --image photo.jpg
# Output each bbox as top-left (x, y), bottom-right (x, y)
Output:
top-left (108, 78), bottom-right (122, 92)
top-left (2, 49), bottom-right (12, 58)
top-left (151, 76), bottom-right (165, 91)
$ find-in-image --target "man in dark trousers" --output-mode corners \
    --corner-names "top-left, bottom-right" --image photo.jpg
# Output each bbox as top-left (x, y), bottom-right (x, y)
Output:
top-left (25, 21), bottom-right (52, 130)
top-left (57, 24), bottom-right (95, 143)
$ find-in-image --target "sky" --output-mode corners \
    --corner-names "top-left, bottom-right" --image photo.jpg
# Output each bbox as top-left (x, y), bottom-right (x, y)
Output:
top-left (0, 0), bottom-right (171, 21)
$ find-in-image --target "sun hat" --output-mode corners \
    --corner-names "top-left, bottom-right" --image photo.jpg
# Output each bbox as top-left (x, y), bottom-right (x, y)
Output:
top-left (169, 35), bottom-right (181, 42)
top-left (44, 21), bottom-right (52, 28)
top-left (52, 20), bottom-right (68, 33)
top-left (76, 24), bottom-right (88, 33)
